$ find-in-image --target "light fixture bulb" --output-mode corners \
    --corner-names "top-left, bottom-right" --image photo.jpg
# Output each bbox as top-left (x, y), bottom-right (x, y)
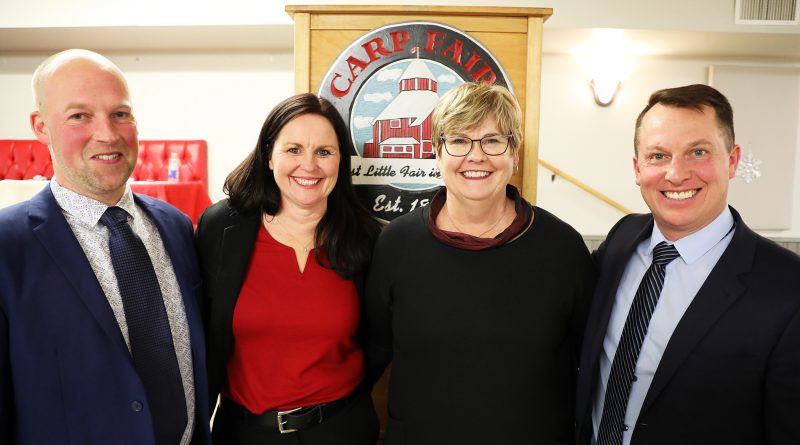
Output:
top-left (591, 78), bottom-right (621, 106)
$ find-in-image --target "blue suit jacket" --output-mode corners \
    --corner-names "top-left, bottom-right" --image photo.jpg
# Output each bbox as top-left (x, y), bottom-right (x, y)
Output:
top-left (0, 185), bottom-right (211, 445)
top-left (576, 207), bottom-right (800, 445)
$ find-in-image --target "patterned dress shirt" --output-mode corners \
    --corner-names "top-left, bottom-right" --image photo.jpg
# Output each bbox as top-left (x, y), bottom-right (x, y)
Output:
top-left (50, 179), bottom-right (196, 445)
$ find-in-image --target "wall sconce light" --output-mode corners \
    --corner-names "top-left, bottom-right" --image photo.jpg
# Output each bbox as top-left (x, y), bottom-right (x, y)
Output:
top-left (581, 29), bottom-right (630, 107)
top-left (590, 78), bottom-right (621, 107)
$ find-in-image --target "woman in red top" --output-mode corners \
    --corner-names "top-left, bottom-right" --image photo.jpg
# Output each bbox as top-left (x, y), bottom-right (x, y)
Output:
top-left (196, 93), bottom-right (382, 444)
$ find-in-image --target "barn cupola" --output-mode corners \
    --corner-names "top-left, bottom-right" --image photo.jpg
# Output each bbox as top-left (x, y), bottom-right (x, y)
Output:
top-left (399, 59), bottom-right (438, 93)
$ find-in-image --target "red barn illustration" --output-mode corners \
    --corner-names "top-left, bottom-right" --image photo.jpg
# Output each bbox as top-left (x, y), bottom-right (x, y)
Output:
top-left (362, 60), bottom-right (439, 159)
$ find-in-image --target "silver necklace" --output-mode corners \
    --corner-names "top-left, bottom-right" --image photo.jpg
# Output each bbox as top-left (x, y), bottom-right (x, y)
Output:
top-left (444, 199), bottom-right (508, 238)
top-left (272, 215), bottom-right (314, 252)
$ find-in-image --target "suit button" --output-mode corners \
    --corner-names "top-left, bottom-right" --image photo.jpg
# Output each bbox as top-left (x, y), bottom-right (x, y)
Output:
top-left (632, 375), bottom-right (638, 382)
top-left (131, 400), bottom-right (143, 412)
top-left (623, 424), bottom-right (629, 431)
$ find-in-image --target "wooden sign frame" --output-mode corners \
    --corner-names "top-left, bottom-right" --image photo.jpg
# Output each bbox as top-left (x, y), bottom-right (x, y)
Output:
top-left (286, 5), bottom-right (552, 203)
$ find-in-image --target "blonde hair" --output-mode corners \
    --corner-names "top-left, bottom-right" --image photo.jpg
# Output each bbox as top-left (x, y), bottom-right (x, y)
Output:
top-left (431, 82), bottom-right (522, 156)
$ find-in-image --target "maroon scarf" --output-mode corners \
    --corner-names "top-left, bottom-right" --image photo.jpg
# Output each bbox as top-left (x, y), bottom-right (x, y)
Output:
top-left (426, 185), bottom-right (533, 251)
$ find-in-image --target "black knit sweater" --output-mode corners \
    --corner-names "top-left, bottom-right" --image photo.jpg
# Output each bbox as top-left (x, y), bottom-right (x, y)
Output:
top-left (364, 201), bottom-right (596, 445)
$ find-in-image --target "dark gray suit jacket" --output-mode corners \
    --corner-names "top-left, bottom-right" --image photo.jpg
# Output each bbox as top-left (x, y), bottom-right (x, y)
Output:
top-left (576, 207), bottom-right (800, 445)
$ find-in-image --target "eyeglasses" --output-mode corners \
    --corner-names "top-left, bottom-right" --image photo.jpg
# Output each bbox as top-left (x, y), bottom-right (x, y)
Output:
top-left (440, 134), bottom-right (513, 157)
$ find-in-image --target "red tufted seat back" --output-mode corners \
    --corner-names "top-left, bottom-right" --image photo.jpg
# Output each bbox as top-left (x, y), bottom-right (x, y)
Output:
top-left (0, 140), bottom-right (53, 180)
top-left (131, 140), bottom-right (208, 191)
top-left (0, 139), bottom-right (208, 192)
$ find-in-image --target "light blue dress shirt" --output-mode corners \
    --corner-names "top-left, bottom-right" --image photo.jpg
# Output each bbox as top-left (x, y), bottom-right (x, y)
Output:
top-left (592, 207), bottom-right (735, 445)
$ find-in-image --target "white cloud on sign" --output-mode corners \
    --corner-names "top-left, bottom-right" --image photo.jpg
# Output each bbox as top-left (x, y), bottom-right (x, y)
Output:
top-left (377, 68), bottom-right (403, 81)
top-left (353, 116), bottom-right (374, 129)
top-left (364, 92), bottom-right (393, 103)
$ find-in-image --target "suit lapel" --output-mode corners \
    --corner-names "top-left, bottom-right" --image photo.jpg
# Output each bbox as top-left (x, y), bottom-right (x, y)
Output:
top-left (641, 209), bottom-right (755, 413)
top-left (138, 197), bottom-right (194, 284)
top-left (587, 222), bottom-right (652, 360)
top-left (212, 213), bottom-right (260, 352)
top-left (578, 215), bottom-right (653, 428)
top-left (29, 187), bottom-right (129, 355)
top-left (135, 195), bottom-right (204, 352)
top-left (132, 195), bottom-right (213, 439)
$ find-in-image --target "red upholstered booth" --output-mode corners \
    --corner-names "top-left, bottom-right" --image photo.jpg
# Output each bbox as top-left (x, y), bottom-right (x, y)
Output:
top-left (0, 140), bottom-right (53, 180)
top-left (0, 139), bottom-right (211, 224)
top-left (1, 139), bottom-right (207, 190)
top-left (132, 140), bottom-right (208, 192)
top-left (130, 140), bottom-right (211, 224)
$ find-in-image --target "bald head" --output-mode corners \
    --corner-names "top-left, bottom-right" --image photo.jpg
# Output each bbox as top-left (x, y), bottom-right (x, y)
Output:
top-left (29, 49), bottom-right (138, 206)
top-left (32, 49), bottom-right (128, 112)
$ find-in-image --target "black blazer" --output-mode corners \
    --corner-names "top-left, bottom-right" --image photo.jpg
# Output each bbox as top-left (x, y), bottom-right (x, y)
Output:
top-left (195, 199), bottom-right (370, 414)
top-left (195, 199), bottom-right (260, 414)
top-left (576, 207), bottom-right (800, 445)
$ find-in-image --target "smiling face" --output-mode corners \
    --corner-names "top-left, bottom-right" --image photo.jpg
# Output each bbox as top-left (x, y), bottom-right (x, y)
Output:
top-left (269, 113), bottom-right (341, 214)
top-left (436, 114), bottom-right (517, 207)
top-left (31, 57), bottom-right (137, 206)
top-left (634, 103), bottom-right (740, 240)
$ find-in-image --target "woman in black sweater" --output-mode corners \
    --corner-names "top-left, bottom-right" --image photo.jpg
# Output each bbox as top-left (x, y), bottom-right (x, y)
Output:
top-left (364, 82), bottom-right (595, 444)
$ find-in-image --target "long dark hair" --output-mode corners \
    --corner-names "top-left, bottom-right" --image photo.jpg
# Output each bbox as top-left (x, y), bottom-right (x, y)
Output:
top-left (224, 93), bottom-right (381, 278)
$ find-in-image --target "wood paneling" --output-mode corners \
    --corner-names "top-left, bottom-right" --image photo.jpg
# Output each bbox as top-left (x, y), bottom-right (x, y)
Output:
top-left (292, 12), bottom-right (311, 94)
top-left (310, 14), bottom-right (530, 33)
top-left (286, 5), bottom-right (552, 18)
top-left (522, 17), bottom-right (544, 203)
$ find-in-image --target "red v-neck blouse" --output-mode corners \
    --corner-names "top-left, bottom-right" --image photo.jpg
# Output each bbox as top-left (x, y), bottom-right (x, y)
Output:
top-left (224, 225), bottom-right (364, 413)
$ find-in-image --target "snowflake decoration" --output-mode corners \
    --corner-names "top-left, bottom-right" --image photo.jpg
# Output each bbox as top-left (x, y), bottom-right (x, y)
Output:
top-left (736, 152), bottom-right (762, 184)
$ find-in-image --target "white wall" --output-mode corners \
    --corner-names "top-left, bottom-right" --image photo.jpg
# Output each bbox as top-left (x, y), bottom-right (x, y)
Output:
top-left (536, 53), bottom-right (800, 238)
top-left (0, 50), bottom-right (294, 205)
top-left (124, 51), bottom-right (294, 203)
top-left (538, 54), bottom-right (711, 236)
top-left (5, 49), bottom-right (797, 237)
top-left (1, 0), bottom-right (798, 237)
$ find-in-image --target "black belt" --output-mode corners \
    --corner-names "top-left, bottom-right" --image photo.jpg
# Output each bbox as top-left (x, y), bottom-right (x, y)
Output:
top-left (223, 390), bottom-right (357, 434)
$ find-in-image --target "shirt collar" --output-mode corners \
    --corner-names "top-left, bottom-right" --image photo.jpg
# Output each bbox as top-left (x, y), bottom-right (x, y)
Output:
top-left (50, 178), bottom-right (137, 227)
top-left (649, 206), bottom-right (735, 265)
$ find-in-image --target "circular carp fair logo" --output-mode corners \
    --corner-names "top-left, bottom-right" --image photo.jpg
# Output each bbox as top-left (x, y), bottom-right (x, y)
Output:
top-left (319, 22), bottom-right (512, 221)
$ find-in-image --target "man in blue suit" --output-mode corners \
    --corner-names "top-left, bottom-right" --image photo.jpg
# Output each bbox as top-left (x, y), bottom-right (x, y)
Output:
top-left (576, 84), bottom-right (800, 445)
top-left (0, 49), bottom-right (211, 444)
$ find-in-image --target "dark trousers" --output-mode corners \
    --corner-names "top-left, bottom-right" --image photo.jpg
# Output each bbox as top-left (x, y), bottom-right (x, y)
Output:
top-left (212, 388), bottom-right (379, 445)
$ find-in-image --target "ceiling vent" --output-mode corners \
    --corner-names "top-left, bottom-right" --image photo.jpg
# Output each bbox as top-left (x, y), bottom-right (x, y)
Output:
top-left (735, 0), bottom-right (799, 24)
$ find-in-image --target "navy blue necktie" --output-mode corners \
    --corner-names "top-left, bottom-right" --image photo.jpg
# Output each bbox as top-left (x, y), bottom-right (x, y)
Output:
top-left (597, 241), bottom-right (680, 445)
top-left (100, 206), bottom-right (187, 444)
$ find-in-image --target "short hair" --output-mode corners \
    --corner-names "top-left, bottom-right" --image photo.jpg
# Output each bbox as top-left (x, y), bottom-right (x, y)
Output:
top-left (431, 82), bottom-right (522, 157)
top-left (634, 84), bottom-right (735, 154)
top-left (224, 93), bottom-right (380, 277)
top-left (31, 49), bottom-right (125, 111)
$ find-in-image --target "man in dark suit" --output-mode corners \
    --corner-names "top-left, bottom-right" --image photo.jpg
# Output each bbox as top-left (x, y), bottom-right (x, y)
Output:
top-left (0, 49), bottom-right (210, 444)
top-left (576, 84), bottom-right (800, 445)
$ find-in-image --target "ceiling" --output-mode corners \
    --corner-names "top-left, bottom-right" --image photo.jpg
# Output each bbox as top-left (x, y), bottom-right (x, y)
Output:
top-left (1, 24), bottom-right (798, 60)
top-left (545, 27), bottom-right (800, 60)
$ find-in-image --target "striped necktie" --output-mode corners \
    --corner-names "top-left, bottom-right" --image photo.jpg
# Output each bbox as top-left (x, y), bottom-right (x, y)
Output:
top-left (597, 241), bottom-right (680, 445)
